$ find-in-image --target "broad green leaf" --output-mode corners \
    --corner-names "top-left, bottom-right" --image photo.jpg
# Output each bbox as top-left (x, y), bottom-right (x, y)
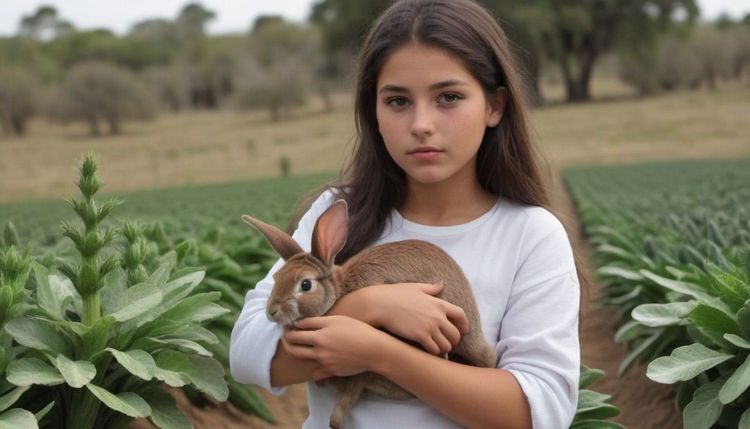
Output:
top-left (85, 384), bottom-right (150, 418)
top-left (109, 281), bottom-right (163, 323)
top-left (579, 367), bottom-right (604, 390)
top-left (155, 351), bottom-right (228, 401)
top-left (0, 408), bottom-right (37, 429)
top-left (574, 404), bottom-right (621, 422)
top-left (738, 306), bottom-right (750, 339)
top-left (148, 338), bottom-right (212, 357)
top-left (724, 333), bottom-right (750, 350)
top-left (0, 386), bottom-right (29, 413)
top-left (619, 330), bottom-right (662, 376)
top-left (683, 377), bottom-right (724, 429)
top-left (596, 244), bottom-right (634, 261)
top-left (100, 268), bottom-right (127, 315)
top-left (5, 317), bottom-right (71, 355)
top-left (141, 389), bottom-right (191, 429)
top-left (614, 320), bottom-right (644, 343)
top-left (34, 264), bottom-right (77, 320)
top-left (688, 303), bottom-right (741, 337)
top-left (137, 292), bottom-right (228, 338)
top-left (153, 368), bottom-right (190, 388)
top-left (6, 358), bottom-right (64, 386)
top-left (145, 264), bottom-right (171, 288)
top-left (575, 390), bottom-right (612, 413)
top-left (719, 353), bottom-right (750, 404)
top-left (227, 380), bottom-right (275, 423)
top-left (33, 401), bottom-right (54, 424)
top-left (160, 270), bottom-right (206, 306)
top-left (54, 355), bottom-right (96, 388)
top-left (640, 270), bottom-right (724, 309)
top-left (570, 420), bottom-right (625, 429)
top-left (167, 326), bottom-right (219, 345)
top-left (740, 407), bottom-right (750, 429)
top-left (632, 302), bottom-right (696, 327)
top-left (647, 344), bottom-right (733, 384)
top-left (597, 266), bottom-right (643, 282)
top-left (105, 348), bottom-right (157, 381)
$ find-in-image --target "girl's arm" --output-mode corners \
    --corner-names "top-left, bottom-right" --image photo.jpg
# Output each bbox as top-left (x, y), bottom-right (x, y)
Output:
top-left (270, 282), bottom-right (470, 386)
top-left (286, 315), bottom-right (532, 429)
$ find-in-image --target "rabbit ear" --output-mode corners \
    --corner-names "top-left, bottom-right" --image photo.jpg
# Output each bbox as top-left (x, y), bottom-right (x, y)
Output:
top-left (242, 215), bottom-right (304, 260)
top-left (311, 199), bottom-right (348, 266)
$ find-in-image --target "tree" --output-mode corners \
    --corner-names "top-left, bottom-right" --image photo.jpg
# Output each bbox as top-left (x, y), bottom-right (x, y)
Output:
top-left (176, 3), bottom-right (216, 42)
top-left (310, 0), bottom-right (391, 54)
top-left (50, 61), bottom-right (157, 136)
top-left (0, 68), bottom-right (39, 136)
top-left (18, 5), bottom-right (74, 41)
top-left (234, 19), bottom-right (322, 120)
top-left (486, 0), bottom-right (698, 102)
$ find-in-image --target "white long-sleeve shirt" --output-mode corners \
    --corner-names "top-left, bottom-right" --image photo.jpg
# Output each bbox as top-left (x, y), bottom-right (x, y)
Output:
top-left (230, 191), bottom-right (580, 428)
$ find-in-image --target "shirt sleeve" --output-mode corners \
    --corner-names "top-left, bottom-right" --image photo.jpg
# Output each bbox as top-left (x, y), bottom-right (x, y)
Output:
top-left (497, 213), bottom-right (581, 429)
top-left (229, 190), bottom-right (335, 394)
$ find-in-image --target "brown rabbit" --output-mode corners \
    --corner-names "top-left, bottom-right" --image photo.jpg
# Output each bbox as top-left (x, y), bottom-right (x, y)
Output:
top-left (242, 199), bottom-right (496, 429)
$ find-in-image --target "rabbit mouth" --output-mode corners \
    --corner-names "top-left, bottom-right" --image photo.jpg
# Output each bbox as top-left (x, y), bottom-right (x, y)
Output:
top-left (268, 299), bottom-right (301, 326)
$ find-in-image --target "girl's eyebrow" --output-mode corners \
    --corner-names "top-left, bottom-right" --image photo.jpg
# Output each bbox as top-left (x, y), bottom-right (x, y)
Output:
top-left (378, 79), bottom-right (469, 94)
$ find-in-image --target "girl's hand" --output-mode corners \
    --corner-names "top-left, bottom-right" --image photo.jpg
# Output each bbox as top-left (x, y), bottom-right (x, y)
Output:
top-left (368, 283), bottom-right (470, 355)
top-left (283, 315), bottom-right (390, 381)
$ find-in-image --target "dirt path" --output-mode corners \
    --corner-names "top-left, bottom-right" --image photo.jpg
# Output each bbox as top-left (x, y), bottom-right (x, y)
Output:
top-left (130, 174), bottom-right (682, 429)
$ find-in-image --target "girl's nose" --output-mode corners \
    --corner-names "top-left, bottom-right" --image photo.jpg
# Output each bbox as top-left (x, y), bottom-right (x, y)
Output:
top-left (410, 104), bottom-right (435, 137)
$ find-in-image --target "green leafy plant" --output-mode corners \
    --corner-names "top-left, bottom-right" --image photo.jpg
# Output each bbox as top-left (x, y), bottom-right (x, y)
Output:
top-left (571, 366), bottom-right (624, 429)
top-left (1, 154), bottom-right (230, 428)
top-left (565, 158), bottom-right (750, 428)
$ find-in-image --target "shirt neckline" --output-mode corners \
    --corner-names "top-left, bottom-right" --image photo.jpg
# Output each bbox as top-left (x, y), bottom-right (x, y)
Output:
top-left (391, 198), bottom-right (503, 237)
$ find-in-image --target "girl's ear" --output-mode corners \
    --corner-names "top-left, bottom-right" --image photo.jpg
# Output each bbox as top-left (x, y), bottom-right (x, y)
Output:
top-left (486, 87), bottom-right (507, 128)
top-left (311, 199), bottom-right (349, 266)
top-left (242, 215), bottom-right (304, 260)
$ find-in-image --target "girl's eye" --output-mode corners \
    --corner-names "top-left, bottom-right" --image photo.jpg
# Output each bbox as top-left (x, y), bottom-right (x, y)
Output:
top-left (386, 97), bottom-right (409, 107)
top-left (439, 93), bottom-right (462, 104)
top-left (300, 279), bottom-right (313, 292)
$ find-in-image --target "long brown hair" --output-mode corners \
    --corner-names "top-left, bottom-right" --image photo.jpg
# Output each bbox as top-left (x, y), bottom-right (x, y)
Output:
top-left (292, 0), bottom-right (588, 312)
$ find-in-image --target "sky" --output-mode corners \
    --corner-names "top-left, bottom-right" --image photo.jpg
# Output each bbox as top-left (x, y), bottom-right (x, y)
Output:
top-left (1, 0), bottom-right (749, 37)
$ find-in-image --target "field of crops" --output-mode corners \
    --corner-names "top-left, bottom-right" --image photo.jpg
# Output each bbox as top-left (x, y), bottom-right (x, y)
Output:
top-left (0, 156), bottom-right (626, 428)
top-left (565, 157), bottom-right (750, 429)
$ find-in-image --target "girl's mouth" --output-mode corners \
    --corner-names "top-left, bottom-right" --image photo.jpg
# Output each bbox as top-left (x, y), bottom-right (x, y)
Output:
top-left (408, 146), bottom-right (444, 161)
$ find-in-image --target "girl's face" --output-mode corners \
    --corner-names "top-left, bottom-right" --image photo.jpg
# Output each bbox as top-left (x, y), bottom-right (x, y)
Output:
top-left (375, 43), bottom-right (504, 188)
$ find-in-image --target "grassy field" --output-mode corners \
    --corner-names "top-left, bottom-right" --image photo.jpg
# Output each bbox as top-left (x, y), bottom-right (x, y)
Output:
top-left (1, 80), bottom-right (748, 204)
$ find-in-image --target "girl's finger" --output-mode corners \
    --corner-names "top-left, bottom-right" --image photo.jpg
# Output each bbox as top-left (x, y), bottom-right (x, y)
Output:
top-left (433, 332), bottom-right (452, 354)
top-left (418, 282), bottom-right (443, 295)
top-left (283, 342), bottom-right (317, 360)
top-left (440, 318), bottom-right (462, 346)
top-left (420, 335), bottom-right (441, 355)
top-left (294, 316), bottom-right (333, 330)
top-left (285, 329), bottom-right (319, 346)
top-left (443, 303), bottom-right (470, 334)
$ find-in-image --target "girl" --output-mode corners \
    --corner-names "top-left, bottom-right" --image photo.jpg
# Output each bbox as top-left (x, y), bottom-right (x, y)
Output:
top-left (230, 0), bottom-right (581, 428)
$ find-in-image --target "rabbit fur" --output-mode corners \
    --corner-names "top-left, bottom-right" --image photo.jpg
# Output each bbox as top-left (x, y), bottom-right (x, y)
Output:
top-left (242, 199), bottom-right (496, 429)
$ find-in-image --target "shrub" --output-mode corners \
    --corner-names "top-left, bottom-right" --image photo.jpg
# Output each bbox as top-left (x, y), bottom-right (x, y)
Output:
top-left (50, 61), bottom-right (157, 136)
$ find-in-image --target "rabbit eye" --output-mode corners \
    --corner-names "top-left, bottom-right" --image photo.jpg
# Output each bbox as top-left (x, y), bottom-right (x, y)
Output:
top-left (300, 279), bottom-right (313, 292)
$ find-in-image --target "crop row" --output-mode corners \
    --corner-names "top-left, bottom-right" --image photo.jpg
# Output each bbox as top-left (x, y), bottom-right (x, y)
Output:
top-left (564, 157), bottom-right (750, 429)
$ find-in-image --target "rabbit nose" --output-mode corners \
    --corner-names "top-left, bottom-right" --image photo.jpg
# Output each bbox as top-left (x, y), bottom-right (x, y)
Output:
top-left (267, 300), bottom-right (282, 322)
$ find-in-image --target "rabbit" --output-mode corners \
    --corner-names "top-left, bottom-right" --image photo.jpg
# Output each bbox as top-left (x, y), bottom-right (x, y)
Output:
top-left (242, 198), bottom-right (496, 429)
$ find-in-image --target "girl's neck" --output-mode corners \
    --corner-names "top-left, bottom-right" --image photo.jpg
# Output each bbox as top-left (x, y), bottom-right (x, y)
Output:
top-left (399, 173), bottom-right (497, 227)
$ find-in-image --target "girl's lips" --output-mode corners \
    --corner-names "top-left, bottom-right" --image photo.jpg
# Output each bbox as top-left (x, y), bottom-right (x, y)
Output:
top-left (408, 147), bottom-right (444, 161)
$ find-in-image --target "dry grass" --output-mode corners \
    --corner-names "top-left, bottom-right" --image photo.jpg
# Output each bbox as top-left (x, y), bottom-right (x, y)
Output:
top-left (1, 81), bottom-right (748, 203)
